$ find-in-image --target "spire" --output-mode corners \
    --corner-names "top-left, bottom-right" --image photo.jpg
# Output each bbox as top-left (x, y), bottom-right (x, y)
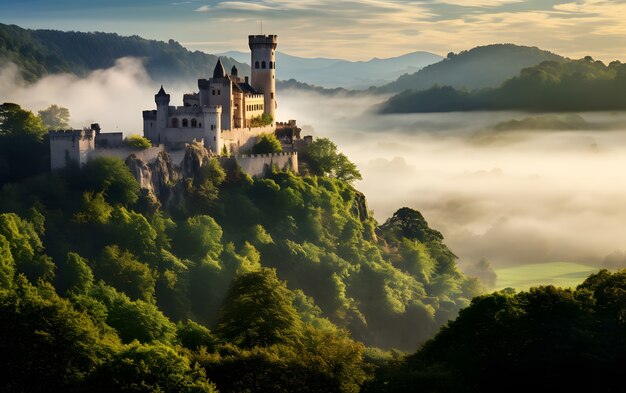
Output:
top-left (213, 58), bottom-right (226, 79)
top-left (231, 65), bottom-right (238, 77)
top-left (156, 85), bottom-right (167, 96)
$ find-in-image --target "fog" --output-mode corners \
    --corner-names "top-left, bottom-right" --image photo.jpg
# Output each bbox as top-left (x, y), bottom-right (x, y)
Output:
top-left (2, 60), bottom-right (626, 271)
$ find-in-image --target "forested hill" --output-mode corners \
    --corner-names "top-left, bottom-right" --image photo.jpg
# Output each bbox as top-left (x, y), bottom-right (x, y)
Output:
top-left (0, 23), bottom-right (249, 83)
top-left (379, 57), bottom-right (626, 113)
top-left (375, 44), bottom-right (566, 93)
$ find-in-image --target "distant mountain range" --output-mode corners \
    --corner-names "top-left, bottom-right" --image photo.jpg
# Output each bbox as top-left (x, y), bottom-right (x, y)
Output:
top-left (219, 50), bottom-right (443, 89)
top-left (375, 44), bottom-right (566, 93)
top-left (2, 22), bottom-right (586, 107)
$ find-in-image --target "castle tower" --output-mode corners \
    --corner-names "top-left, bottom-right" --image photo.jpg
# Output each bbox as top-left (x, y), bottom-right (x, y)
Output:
top-left (249, 35), bottom-right (277, 125)
top-left (154, 85), bottom-right (170, 144)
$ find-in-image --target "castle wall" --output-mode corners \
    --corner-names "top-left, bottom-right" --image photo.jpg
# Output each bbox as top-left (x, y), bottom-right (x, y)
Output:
top-left (221, 125), bottom-right (275, 153)
top-left (88, 145), bottom-right (164, 164)
top-left (49, 130), bottom-right (95, 170)
top-left (96, 132), bottom-right (124, 148)
top-left (234, 152), bottom-right (298, 178)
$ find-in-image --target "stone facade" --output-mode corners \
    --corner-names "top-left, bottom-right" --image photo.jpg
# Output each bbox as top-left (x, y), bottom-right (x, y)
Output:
top-left (142, 34), bottom-right (279, 155)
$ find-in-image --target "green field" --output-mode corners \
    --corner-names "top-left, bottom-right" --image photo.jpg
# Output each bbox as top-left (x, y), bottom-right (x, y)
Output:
top-left (495, 262), bottom-right (599, 291)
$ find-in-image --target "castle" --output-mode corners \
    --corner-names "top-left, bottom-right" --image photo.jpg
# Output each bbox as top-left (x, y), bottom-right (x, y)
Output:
top-left (49, 34), bottom-right (303, 177)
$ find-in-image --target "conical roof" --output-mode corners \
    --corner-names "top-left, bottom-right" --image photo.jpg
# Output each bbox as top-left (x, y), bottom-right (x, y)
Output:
top-left (156, 85), bottom-right (167, 96)
top-left (213, 58), bottom-right (226, 79)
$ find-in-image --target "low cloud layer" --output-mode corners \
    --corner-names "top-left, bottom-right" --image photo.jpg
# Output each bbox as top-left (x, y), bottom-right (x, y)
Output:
top-left (2, 60), bottom-right (626, 270)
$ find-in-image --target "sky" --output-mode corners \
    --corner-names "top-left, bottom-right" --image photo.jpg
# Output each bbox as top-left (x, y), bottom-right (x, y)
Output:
top-left (1, 0), bottom-right (626, 61)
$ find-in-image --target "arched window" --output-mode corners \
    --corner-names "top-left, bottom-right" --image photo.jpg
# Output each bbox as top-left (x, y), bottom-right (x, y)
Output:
top-left (255, 61), bottom-right (260, 69)
top-left (182, 119), bottom-right (189, 127)
top-left (171, 118), bottom-right (179, 128)
top-left (262, 61), bottom-right (266, 69)
top-left (191, 118), bottom-right (197, 127)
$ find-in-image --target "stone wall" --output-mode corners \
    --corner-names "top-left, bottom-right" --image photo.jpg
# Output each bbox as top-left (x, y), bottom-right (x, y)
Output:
top-left (88, 146), bottom-right (164, 164)
top-left (234, 151), bottom-right (298, 178)
top-left (222, 125), bottom-right (274, 153)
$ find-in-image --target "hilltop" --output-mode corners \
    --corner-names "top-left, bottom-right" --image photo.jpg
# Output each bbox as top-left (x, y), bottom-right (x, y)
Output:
top-left (375, 44), bottom-right (566, 93)
top-left (379, 56), bottom-right (626, 113)
top-left (0, 23), bottom-right (248, 83)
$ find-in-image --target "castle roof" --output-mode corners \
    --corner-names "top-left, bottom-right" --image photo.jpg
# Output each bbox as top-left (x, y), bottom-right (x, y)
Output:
top-left (213, 58), bottom-right (226, 79)
top-left (156, 85), bottom-right (168, 97)
top-left (234, 81), bottom-right (260, 95)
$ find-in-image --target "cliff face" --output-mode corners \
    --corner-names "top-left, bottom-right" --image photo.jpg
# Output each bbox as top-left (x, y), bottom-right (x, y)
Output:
top-left (125, 142), bottom-right (212, 210)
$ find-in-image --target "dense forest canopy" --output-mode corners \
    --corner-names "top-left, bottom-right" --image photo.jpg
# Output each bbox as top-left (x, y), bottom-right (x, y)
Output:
top-left (375, 44), bottom-right (565, 94)
top-left (0, 101), bottom-right (483, 391)
top-left (379, 57), bottom-right (626, 113)
top-left (0, 23), bottom-right (248, 83)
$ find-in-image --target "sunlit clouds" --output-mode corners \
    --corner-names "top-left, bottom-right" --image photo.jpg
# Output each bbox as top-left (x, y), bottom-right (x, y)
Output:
top-left (3, 1), bottom-right (626, 61)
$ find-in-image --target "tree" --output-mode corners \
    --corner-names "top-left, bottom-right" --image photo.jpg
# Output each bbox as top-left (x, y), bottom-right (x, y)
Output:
top-left (89, 342), bottom-right (217, 392)
top-left (0, 277), bottom-right (115, 392)
top-left (252, 133), bottom-right (283, 154)
top-left (215, 268), bottom-right (303, 348)
top-left (79, 157), bottom-right (140, 206)
top-left (95, 245), bottom-right (155, 302)
top-left (55, 252), bottom-right (94, 295)
top-left (38, 104), bottom-right (70, 130)
top-left (124, 134), bottom-right (152, 149)
top-left (303, 138), bottom-right (361, 183)
top-left (0, 103), bottom-right (46, 139)
top-left (0, 103), bottom-right (49, 182)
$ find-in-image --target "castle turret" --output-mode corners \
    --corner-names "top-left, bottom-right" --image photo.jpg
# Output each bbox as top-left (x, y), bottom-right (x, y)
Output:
top-left (249, 35), bottom-right (277, 125)
top-left (153, 85), bottom-right (170, 144)
top-left (213, 58), bottom-right (226, 79)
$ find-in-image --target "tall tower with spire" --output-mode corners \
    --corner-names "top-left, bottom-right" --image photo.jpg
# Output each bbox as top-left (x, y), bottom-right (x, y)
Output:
top-left (249, 35), bottom-right (277, 125)
top-left (154, 85), bottom-right (170, 143)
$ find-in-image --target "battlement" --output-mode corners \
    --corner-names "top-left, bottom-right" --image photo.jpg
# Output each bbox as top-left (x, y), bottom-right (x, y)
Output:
top-left (249, 35), bottom-right (278, 49)
top-left (49, 128), bottom-right (95, 141)
top-left (236, 151), bottom-right (297, 159)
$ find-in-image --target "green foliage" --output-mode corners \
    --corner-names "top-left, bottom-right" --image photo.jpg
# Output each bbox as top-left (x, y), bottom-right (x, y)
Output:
top-left (249, 113), bottom-right (274, 128)
top-left (377, 43), bottom-right (564, 94)
top-left (0, 103), bottom-right (49, 183)
top-left (368, 271), bottom-right (626, 392)
top-left (302, 138), bottom-right (361, 183)
top-left (124, 134), bottom-right (152, 149)
top-left (381, 57), bottom-right (626, 113)
top-left (89, 342), bottom-right (217, 392)
top-left (0, 277), bottom-right (117, 392)
top-left (0, 22), bottom-right (249, 83)
top-left (177, 319), bottom-right (217, 351)
top-left (0, 102), bottom-right (46, 139)
top-left (216, 268), bottom-right (303, 348)
top-left (95, 245), bottom-right (155, 302)
top-left (91, 282), bottom-right (176, 344)
top-left (252, 132), bottom-right (283, 154)
top-left (38, 104), bottom-right (70, 130)
top-left (79, 157), bottom-right (140, 206)
top-left (55, 252), bottom-right (94, 295)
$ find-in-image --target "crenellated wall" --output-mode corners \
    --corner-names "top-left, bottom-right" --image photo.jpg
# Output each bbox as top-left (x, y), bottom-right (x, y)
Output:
top-left (221, 125), bottom-right (275, 153)
top-left (234, 151), bottom-right (298, 178)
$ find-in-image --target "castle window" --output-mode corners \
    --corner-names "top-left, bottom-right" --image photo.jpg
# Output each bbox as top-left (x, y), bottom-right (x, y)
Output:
top-left (199, 123), bottom-right (202, 127)
top-left (255, 61), bottom-right (260, 69)
top-left (270, 61), bottom-right (274, 69)
top-left (262, 61), bottom-right (267, 69)
top-left (191, 119), bottom-right (197, 127)
top-left (218, 90), bottom-right (221, 95)
top-left (171, 118), bottom-right (179, 128)
top-left (182, 119), bottom-right (189, 127)
top-left (271, 92), bottom-right (274, 99)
